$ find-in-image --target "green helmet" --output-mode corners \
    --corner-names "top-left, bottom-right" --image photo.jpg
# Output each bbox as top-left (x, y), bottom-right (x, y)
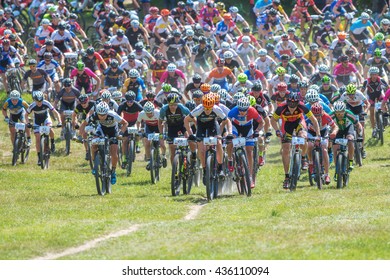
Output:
top-left (374, 32), bottom-right (385, 41)
top-left (275, 66), bottom-right (286, 75)
top-left (76, 61), bottom-right (85, 70)
top-left (248, 95), bottom-right (256, 107)
top-left (237, 73), bottom-right (248, 83)
top-left (322, 75), bottom-right (331, 84)
top-left (374, 48), bottom-right (382, 57)
top-left (162, 83), bottom-right (172, 93)
top-left (345, 83), bottom-right (356, 95)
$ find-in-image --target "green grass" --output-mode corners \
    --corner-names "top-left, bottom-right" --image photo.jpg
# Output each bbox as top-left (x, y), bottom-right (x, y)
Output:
top-left (1, 91), bottom-right (390, 260)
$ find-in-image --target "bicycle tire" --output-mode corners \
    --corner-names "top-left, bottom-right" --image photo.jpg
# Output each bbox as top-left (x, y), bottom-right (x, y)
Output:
top-left (377, 112), bottom-right (384, 145)
top-left (205, 155), bottom-right (215, 201)
top-left (65, 122), bottom-right (71, 155)
top-left (150, 148), bottom-right (156, 184)
top-left (336, 154), bottom-right (343, 189)
top-left (308, 165), bottom-right (314, 187)
top-left (185, 153), bottom-right (194, 195)
top-left (117, 140), bottom-right (122, 167)
top-left (252, 143), bottom-right (259, 183)
top-left (104, 154), bottom-right (112, 194)
top-left (289, 153), bottom-right (300, 191)
top-left (21, 138), bottom-right (30, 164)
top-left (313, 150), bottom-right (323, 190)
top-left (87, 140), bottom-right (93, 169)
top-left (94, 151), bottom-right (105, 195)
top-left (12, 137), bottom-right (20, 166)
top-left (40, 136), bottom-right (46, 170)
top-left (126, 140), bottom-right (134, 176)
top-left (44, 137), bottom-right (50, 169)
top-left (354, 140), bottom-right (362, 167)
top-left (238, 152), bottom-right (252, 197)
top-left (154, 147), bottom-right (160, 182)
top-left (193, 157), bottom-right (201, 187)
top-left (171, 153), bottom-right (181, 196)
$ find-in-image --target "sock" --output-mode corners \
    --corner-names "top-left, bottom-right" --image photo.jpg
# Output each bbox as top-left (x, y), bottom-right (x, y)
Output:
top-left (218, 164), bottom-right (222, 171)
top-left (191, 152), bottom-right (196, 159)
top-left (37, 152), bottom-right (41, 159)
top-left (285, 174), bottom-right (289, 178)
top-left (51, 138), bottom-right (55, 144)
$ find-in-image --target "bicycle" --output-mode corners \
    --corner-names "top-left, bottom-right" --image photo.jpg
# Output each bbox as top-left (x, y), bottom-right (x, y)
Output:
top-left (63, 52), bottom-right (78, 79)
top-left (63, 110), bottom-right (74, 155)
top-left (92, 136), bottom-right (116, 196)
top-left (304, 14), bottom-right (324, 46)
top-left (124, 126), bottom-right (138, 176)
top-left (231, 137), bottom-right (252, 197)
top-left (171, 137), bottom-right (195, 196)
top-left (353, 130), bottom-right (364, 167)
top-left (84, 124), bottom-right (97, 170)
top-left (12, 122), bottom-right (30, 166)
top-left (36, 125), bottom-right (56, 170)
top-left (333, 138), bottom-right (350, 189)
top-left (148, 133), bottom-right (162, 184)
top-left (374, 101), bottom-right (385, 145)
top-left (288, 136), bottom-right (305, 191)
top-left (6, 67), bottom-right (23, 93)
top-left (307, 136), bottom-right (325, 190)
top-left (203, 136), bottom-right (220, 201)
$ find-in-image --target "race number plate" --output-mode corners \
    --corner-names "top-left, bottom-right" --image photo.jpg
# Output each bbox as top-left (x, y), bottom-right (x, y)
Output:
top-left (232, 137), bottom-right (246, 148)
top-left (174, 138), bottom-right (188, 147)
top-left (148, 133), bottom-right (160, 141)
top-left (85, 126), bottom-right (96, 134)
top-left (15, 123), bottom-right (25, 131)
top-left (63, 110), bottom-right (73, 116)
top-left (91, 138), bottom-right (105, 146)
top-left (64, 52), bottom-right (78, 59)
top-left (375, 102), bottom-right (382, 110)
top-left (39, 126), bottom-right (50, 135)
top-left (291, 137), bottom-right (305, 145)
top-left (127, 127), bottom-right (138, 134)
top-left (203, 137), bottom-right (217, 145)
top-left (335, 138), bottom-right (348, 146)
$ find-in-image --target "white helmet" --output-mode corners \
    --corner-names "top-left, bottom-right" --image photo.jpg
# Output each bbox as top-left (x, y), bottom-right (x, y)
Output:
top-left (233, 92), bottom-right (245, 103)
top-left (129, 69), bottom-right (139, 78)
top-left (143, 101), bottom-right (155, 113)
top-left (237, 97), bottom-right (250, 111)
top-left (186, 29), bottom-right (194, 36)
top-left (305, 89), bottom-right (320, 103)
top-left (361, 12), bottom-right (370, 20)
top-left (258, 48), bottom-right (267, 56)
top-left (9, 90), bottom-right (20, 100)
top-left (309, 84), bottom-right (320, 92)
top-left (242, 36), bottom-right (251, 43)
top-left (210, 84), bottom-right (221, 92)
top-left (295, 49), bottom-right (304, 57)
top-left (101, 90), bottom-right (111, 100)
top-left (333, 101), bottom-right (346, 112)
top-left (221, 41), bottom-right (230, 50)
top-left (33, 91), bottom-right (44, 101)
top-left (223, 51), bottom-right (233, 59)
top-left (218, 89), bottom-right (228, 100)
top-left (112, 91), bottom-right (123, 100)
top-left (167, 63), bottom-right (177, 72)
top-left (96, 102), bottom-right (110, 115)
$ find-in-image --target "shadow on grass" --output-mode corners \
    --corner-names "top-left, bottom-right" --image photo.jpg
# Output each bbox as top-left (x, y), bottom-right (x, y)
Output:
top-left (120, 180), bottom-right (152, 186)
top-left (171, 196), bottom-right (208, 205)
top-left (365, 138), bottom-right (382, 147)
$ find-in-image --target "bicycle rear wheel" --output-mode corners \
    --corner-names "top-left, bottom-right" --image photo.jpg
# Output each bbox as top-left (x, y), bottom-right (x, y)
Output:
top-left (313, 150), bottom-right (323, 190)
top-left (171, 153), bottom-right (181, 196)
top-left (354, 140), bottom-right (362, 167)
top-left (87, 140), bottom-right (93, 169)
top-left (289, 153), bottom-right (300, 191)
top-left (238, 152), bottom-right (252, 197)
top-left (205, 155), bottom-right (216, 201)
top-left (184, 152), bottom-right (193, 195)
top-left (104, 154), bottom-right (112, 194)
top-left (94, 152), bottom-right (105, 195)
top-left (336, 154), bottom-right (343, 189)
top-left (154, 148), bottom-right (160, 182)
top-left (252, 143), bottom-right (259, 183)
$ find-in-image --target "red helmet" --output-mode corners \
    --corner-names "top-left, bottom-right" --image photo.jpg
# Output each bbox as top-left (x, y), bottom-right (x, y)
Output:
top-left (277, 82), bottom-right (287, 91)
top-left (161, 9), bottom-right (170, 16)
top-left (149, 6), bottom-right (159, 13)
top-left (311, 102), bottom-right (323, 116)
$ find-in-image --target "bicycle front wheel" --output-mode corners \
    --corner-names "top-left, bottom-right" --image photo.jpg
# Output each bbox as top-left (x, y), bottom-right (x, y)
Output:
top-left (313, 150), bottom-right (323, 190)
top-left (336, 154), bottom-right (343, 189)
top-left (39, 136), bottom-right (46, 170)
top-left (21, 139), bottom-right (30, 164)
top-left (65, 122), bottom-right (71, 155)
top-left (104, 154), bottom-right (112, 194)
top-left (171, 153), bottom-right (181, 196)
top-left (150, 148), bottom-right (156, 184)
top-left (377, 112), bottom-right (384, 145)
top-left (12, 136), bottom-right (21, 166)
top-left (354, 140), bottom-right (362, 167)
top-left (238, 152), bottom-right (252, 197)
top-left (94, 152), bottom-right (105, 195)
top-left (205, 155), bottom-right (216, 201)
top-left (126, 140), bottom-right (135, 176)
top-left (289, 153), bottom-right (300, 191)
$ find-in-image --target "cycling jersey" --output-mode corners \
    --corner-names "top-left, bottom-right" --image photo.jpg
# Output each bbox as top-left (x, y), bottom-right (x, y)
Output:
top-left (303, 50), bottom-right (326, 65)
top-left (82, 52), bottom-right (105, 72)
top-left (319, 84), bottom-right (338, 101)
top-left (254, 56), bottom-right (277, 76)
top-left (37, 59), bottom-right (60, 78)
top-left (27, 100), bottom-right (55, 126)
top-left (56, 87), bottom-right (81, 104)
top-left (125, 27), bottom-right (146, 48)
top-left (199, 7), bottom-right (219, 28)
top-left (271, 91), bottom-right (290, 105)
top-left (159, 70), bottom-right (186, 89)
top-left (337, 91), bottom-right (367, 107)
top-left (120, 58), bottom-right (144, 73)
top-left (23, 69), bottom-right (48, 87)
top-left (109, 35), bottom-right (130, 54)
top-left (117, 100), bottom-right (143, 126)
top-left (122, 77), bottom-right (146, 101)
top-left (215, 20), bottom-right (236, 37)
top-left (207, 67), bottom-right (233, 90)
top-left (361, 78), bottom-right (388, 103)
top-left (329, 109), bottom-right (358, 131)
top-left (137, 109), bottom-right (160, 127)
top-left (165, 37), bottom-right (186, 60)
top-left (154, 16), bottom-right (176, 34)
top-left (307, 112), bottom-right (335, 133)
top-left (350, 19), bottom-right (373, 35)
top-left (98, 49), bottom-right (120, 65)
top-left (159, 103), bottom-right (189, 126)
top-left (2, 98), bottom-right (29, 115)
top-left (365, 57), bottom-right (389, 76)
top-left (192, 44), bottom-right (213, 62)
top-left (244, 69), bottom-right (266, 82)
top-left (75, 101), bottom-right (96, 121)
top-left (333, 62), bottom-right (358, 81)
top-left (103, 67), bottom-right (125, 88)
top-left (273, 102), bottom-right (312, 123)
top-left (230, 80), bottom-right (254, 94)
top-left (38, 45), bottom-right (62, 60)
top-left (275, 41), bottom-right (297, 57)
top-left (149, 60), bottom-right (168, 81)
top-left (50, 30), bottom-right (73, 52)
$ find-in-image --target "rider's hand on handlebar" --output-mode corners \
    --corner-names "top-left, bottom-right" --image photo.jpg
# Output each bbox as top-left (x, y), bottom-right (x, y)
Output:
top-left (276, 130), bottom-right (283, 138)
top-left (57, 123), bottom-right (62, 128)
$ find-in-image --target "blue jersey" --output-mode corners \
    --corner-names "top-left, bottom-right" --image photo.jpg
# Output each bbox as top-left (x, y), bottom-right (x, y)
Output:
top-left (2, 98), bottom-right (29, 115)
top-left (350, 19), bottom-right (373, 34)
top-left (37, 59), bottom-right (60, 77)
top-left (159, 103), bottom-right (190, 126)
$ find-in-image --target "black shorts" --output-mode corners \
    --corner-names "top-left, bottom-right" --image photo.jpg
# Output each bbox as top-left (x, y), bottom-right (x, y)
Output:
top-left (335, 124), bottom-right (355, 139)
top-left (196, 121), bottom-right (218, 141)
top-left (167, 124), bottom-right (186, 144)
top-left (60, 100), bottom-right (76, 112)
top-left (155, 31), bottom-right (169, 45)
top-left (32, 82), bottom-right (45, 91)
top-left (282, 119), bottom-right (305, 143)
top-left (9, 111), bottom-right (25, 127)
top-left (96, 125), bottom-right (119, 145)
top-left (346, 104), bottom-right (364, 120)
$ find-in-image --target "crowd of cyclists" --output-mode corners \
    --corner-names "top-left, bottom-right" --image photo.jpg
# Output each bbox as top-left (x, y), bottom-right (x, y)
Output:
top-left (2, 0), bottom-right (390, 193)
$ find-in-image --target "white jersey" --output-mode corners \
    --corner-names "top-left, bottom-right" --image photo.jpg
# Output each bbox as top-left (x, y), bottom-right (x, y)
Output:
top-left (217, 103), bottom-right (230, 116)
top-left (269, 74), bottom-right (291, 90)
top-left (254, 56), bottom-right (277, 75)
top-left (216, 48), bottom-right (239, 59)
top-left (275, 41), bottom-right (297, 56)
top-left (154, 16), bottom-right (176, 33)
top-left (120, 59), bottom-right (144, 72)
top-left (50, 30), bottom-right (73, 44)
top-left (230, 80), bottom-right (254, 94)
top-left (109, 35), bottom-right (130, 49)
top-left (338, 91), bottom-right (367, 107)
top-left (232, 13), bottom-right (246, 24)
top-left (236, 43), bottom-right (256, 55)
top-left (137, 109), bottom-right (160, 126)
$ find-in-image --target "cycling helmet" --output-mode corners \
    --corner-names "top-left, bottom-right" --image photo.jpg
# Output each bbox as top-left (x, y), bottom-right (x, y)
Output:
top-left (108, 11), bottom-right (117, 19)
top-left (161, 9), bottom-right (170, 16)
top-left (162, 83), bottom-right (172, 92)
top-left (322, 75), bottom-right (331, 83)
top-left (101, 90), bottom-right (111, 100)
top-left (237, 97), bottom-right (250, 111)
top-left (143, 101), bottom-right (155, 113)
top-left (172, 29), bottom-right (181, 37)
top-left (305, 89), bottom-right (319, 103)
top-left (369, 66), bottom-right (380, 75)
top-left (127, 53), bottom-right (136, 60)
top-left (109, 59), bottom-right (118, 68)
top-left (333, 101), bottom-right (346, 112)
top-left (45, 39), bottom-right (54, 46)
top-left (289, 74), bottom-right (300, 84)
top-left (129, 69), bottom-right (139, 78)
top-left (339, 55), bottom-right (349, 62)
top-left (116, 29), bottom-right (124, 37)
top-left (361, 12), bottom-right (370, 20)
top-left (44, 52), bottom-right (53, 60)
top-left (248, 95), bottom-right (256, 107)
top-left (311, 102), bottom-right (323, 116)
top-left (125, 91), bottom-right (136, 101)
top-left (86, 46), bottom-right (95, 55)
top-left (266, 43), bottom-right (275, 50)
top-left (287, 27), bottom-right (296, 33)
top-left (258, 48), bottom-right (267, 56)
top-left (78, 94), bottom-right (89, 104)
top-left (242, 27), bottom-right (251, 33)
top-left (310, 43), bottom-right (319, 50)
top-left (287, 92), bottom-right (300, 108)
top-left (155, 52), bottom-right (164, 60)
top-left (215, 58), bottom-right (225, 65)
top-left (223, 13), bottom-right (232, 21)
top-left (242, 36), bottom-right (251, 43)
top-left (198, 36), bottom-right (207, 43)
top-left (76, 61), bottom-right (85, 70)
top-left (295, 49), bottom-right (303, 57)
top-left (167, 63), bottom-right (177, 72)
top-left (299, 80), bottom-right (309, 88)
top-left (63, 78), bottom-right (72, 87)
top-left (185, 100), bottom-right (196, 111)
top-left (237, 73), bottom-right (248, 83)
top-left (96, 102), bottom-right (110, 115)
top-left (229, 6), bottom-right (239, 13)
top-left (112, 91), bottom-right (123, 100)
top-left (135, 42), bottom-right (144, 51)
top-left (252, 82), bottom-right (262, 91)
top-left (318, 64), bottom-right (330, 73)
top-left (192, 90), bottom-right (204, 99)
top-left (221, 41), bottom-right (230, 50)
top-left (33, 91), bottom-right (44, 102)
top-left (337, 31), bottom-right (347, 40)
top-left (374, 48), bottom-right (382, 57)
top-left (9, 90), bottom-right (20, 100)
top-left (280, 54), bottom-right (290, 61)
top-left (210, 84), bottom-right (221, 92)
top-left (277, 82), bottom-right (287, 91)
top-left (223, 51), bottom-right (233, 59)
top-left (131, 19), bottom-right (140, 28)
top-left (192, 74), bottom-right (202, 83)
top-left (58, 22), bottom-right (66, 30)
top-left (309, 84), bottom-right (320, 92)
top-left (178, 1), bottom-right (186, 8)
top-left (103, 42), bottom-right (112, 49)
top-left (381, 18), bottom-right (390, 26)
top-left (41, 19), bottom-right (50, 25)
top-left (281, 33), bottom-right (289, 40)
top-left (374, 32), bottom-right (385, 41)
top-left (202, 93), bottom-right (215, 109)
top-left (268, 8), bottom-right (277, 16)
top-left (149, 6), bottom-right (159, 13)
top-left (200, 83), bottom-right (211, 93)
top-left (233, 92), bottom-right (245, 103)
top-left (218, 89), bottom-right (228, 100)
top-left (275, 67), bottom-right (286, 75)
top-left (186, 0), bottom-right (194, 7)
top-left (207, 1), bottom-right (215, 8)
top-left (324, 19), bottom-right (332, 26)
top-left (345, 83), bottom-right (357, 95)
top-left (69, 13), bottom-right (78, 20)
top-left (186, 29), bottom-right (194, 37)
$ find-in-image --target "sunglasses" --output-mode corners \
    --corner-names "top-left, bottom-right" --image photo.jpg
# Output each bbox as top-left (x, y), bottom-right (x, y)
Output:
top-left (238, 109), bottom-right (247, 112)
top-left (126, 99), bottom-right (135, 103)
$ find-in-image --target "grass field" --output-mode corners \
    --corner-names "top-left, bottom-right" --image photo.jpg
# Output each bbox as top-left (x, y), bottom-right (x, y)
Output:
top-left (1, 91), bottom-right (389, 260)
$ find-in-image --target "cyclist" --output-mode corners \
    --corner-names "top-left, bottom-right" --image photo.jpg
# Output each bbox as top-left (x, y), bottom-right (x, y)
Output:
top-left (367, 33), bottom-right (386, 59)
top-left (314, 19), bottom-right (336, 51)
top-left (191, 36), bottom-right (218, 75)
top-left (86, 101), bottom-right (128, 185)
top-left (349, 12), bottom-right (375, 51)
top-left (37, 39), bottom-right (64, 66)
top-left (25, 91), bottom-right (61, 165)
top-left (147, 52), bottom-right (168, 88)
top-left (235, 36), bottom-right (256, 66)
top-left (155, 83), bottom-right (184, 107)
top-left (295, 0), bottom-right (323, 35)
top-left (215, 13), bottom-right (241, 45)
top-left (34, 19), bottom-right (54, 52)
top-left (271, 82), bottom-right (290, 105)
top-left (276, 54), bottom-right (304, 80)
top-left (254, 48), bottom-right (278, 80)
top-left (37, 52), bottom-right (63, 94)
top-left (102, 59), bottom-right (127, 89)
top-left (333, 55), bottom-right (363, 87)
top-left (82, 46), bottom-right (107, 77)
top-left (223, 51), bottom-right (242, 75)
top-left (184, 73), bottom-right (203, 100)
top-left (329, 31), bottom-right (357, 66)
top-left (271, 92), bottom-right (321, 189)
top-left (158, 93), bottom-right (191, 165)
top-left (98, 42), bottom-right (123, 66)
top-left (230, 73), bottom-right (253, 95)
top-left (162, 30), bottom-right (191, 63)
top-left (364, 48), bottom-right (390, 79)
top-left (120, 53), bottom-right (145, 76)
top-left (94, 90), bottom-right (119, 112)
top-left (50, 22), bottom-right (78, 53)
top-left (306, 103), bottom-right (339, 185)
top-left (330, 101), bottom-right (362, 172)
top-left (121, 69), bottom-right (147, 102)
top-left (125, 19), bottom-right (150, 49)
top-left (256, 8), bottom-right (286, 39)
top-left (227, 96), bottom-right (264, 188)
top-left (154, 9), bottom-right (178, 50)
top-left (268, 66), bottom-right (291, 96)
top-left (275, 33), bottom-right (298, 58)
top-left (244, 62), bottom-right (269, 90)
top-left (290, 49), bottom-right (315, 77)
top-left (303, 43), bottom-right (328, 69)
top-left (156, 63), bottom-right (187, 93)
top-left (108, 29), bottom-right (132, 57)
top-left (70, 61), bottom-right (101, 99)
top-left (184, 93), bottom-right (233, 184)
top-left (205, 58), bottom-right (236, 91)
top-left (319, 76), bottom-right (339, 103)
top-left (310, 64), bottom-right (335, 87)
top-left (22, 59), bottom-right (53, 94)
top-left (2, 90), bottom-right (31, 146)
